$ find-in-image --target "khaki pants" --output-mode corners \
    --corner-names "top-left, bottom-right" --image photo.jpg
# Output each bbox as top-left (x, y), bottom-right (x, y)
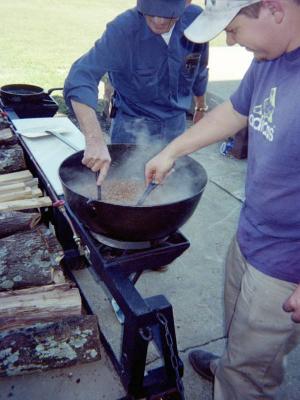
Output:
top-left (213, 237), bottom-right (300, 400)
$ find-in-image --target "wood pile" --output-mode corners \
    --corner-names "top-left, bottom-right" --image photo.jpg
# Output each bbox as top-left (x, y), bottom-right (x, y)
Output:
top-left (0, 126), bottom-right (17, 146)
top-left (0, 118), bottom-right (101, 377)
top-left (0, 170), bottom-right (52, 211)
top-left (0, 120), bottom-right (52, 211)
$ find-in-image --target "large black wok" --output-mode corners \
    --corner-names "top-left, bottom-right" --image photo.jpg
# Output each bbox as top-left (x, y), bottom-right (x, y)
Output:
top-left (0, 84), bottom-right (63, 103)
top-left (59, 145), bottom-right (208, 242)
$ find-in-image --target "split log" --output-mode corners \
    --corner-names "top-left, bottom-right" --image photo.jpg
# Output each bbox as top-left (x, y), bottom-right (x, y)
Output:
top-left (0, 187), bottom-right (42, 203)
top-left (0, 128), bottom-right (17, 146)
top-left (0, 179), bottom-right (39, 195)
top-left (0, 170), bottom-right (43, 208)
top-left (0, 187), bottom-right (32, 202)
top-left (0, 283), bottom-right (82, 330)
top-left (0, 196), bottom-right (52, 212)
top-left (0, 210), bottom-right (41, 239)
top-left (0, 315), bottom-right (101, 377)
top-left (24, 177), bottom-right (39, 188)
top-left (0, 145), bottom-right (26, 174)
top-left (0, 224), bottom-right (63, 290)
top-left (0, 170), bottom-right (33, 186)
top-left (53, 268), bottom-right (66, 284)
top-left (0, 118), bottom-right (10, 130)
top-left (0, 181), bottom-right (26, 194)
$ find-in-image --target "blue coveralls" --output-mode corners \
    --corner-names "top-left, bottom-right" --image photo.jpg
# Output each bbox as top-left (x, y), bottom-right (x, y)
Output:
top-left (64, 5), bottom-right (209, 144)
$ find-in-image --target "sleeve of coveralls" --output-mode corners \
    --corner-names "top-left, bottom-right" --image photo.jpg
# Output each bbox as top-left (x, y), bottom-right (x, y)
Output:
top-left (64, 22), bottom-right (126, 112)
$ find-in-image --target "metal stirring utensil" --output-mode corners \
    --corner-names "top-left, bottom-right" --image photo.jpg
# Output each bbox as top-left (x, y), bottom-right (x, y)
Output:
top-left (45, 129), bottom-right (80, 151)
top-left (136, 182), bottom-right (158, 206)
top-left (95, 171), bottom-right (101, 200)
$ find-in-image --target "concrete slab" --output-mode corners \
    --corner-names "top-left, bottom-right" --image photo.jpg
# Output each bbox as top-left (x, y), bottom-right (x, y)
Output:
top-left (193, 143), bottom-right (247, 201)
top-left (207, 46), bottom-right (253, 101)
top-left (0, 350), bottom-right (125, 400)
top-left (209, 47), bottom-right (253, 83)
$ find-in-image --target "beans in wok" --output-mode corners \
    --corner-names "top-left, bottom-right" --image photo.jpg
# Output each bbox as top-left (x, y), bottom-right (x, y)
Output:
top-left (101, 179), bottom-right (145, 205)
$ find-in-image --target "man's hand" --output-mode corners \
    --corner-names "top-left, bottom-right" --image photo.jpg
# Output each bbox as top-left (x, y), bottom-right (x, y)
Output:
top-left (71, 100), bottom-right (111, 184)
top-left (82, 136), bottom-right (111, 185)
top-left (283, 284), bottom-right (300, 323)
top-left (145, 149), bottom-right (175, 185)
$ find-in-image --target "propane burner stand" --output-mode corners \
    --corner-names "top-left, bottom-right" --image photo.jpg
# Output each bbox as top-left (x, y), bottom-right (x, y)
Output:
top-left (53, 204), bottom-right (189, 400)
top-left (90, 230), bottom-right (169, 250)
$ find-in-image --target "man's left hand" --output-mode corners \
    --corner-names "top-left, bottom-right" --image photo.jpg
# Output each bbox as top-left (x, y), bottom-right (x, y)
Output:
top-left (283, 284), bottom-right (300, 323)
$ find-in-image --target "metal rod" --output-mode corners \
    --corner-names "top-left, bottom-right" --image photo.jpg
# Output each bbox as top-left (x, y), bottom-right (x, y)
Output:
top-left (96, 171), bottom-right (101, 200)
top-left (45, 129), bottom-right (80, 151)
top-left (136, 182), bottom-right (158, 206)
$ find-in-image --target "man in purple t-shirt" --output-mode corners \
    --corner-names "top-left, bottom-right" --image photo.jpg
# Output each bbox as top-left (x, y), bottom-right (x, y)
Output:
top-left (144, 0), bottom-right (300, 398)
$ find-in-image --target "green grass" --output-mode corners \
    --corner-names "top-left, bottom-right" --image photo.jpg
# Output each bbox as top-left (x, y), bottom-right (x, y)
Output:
top-left (0, 1), bottom-right (225, 90)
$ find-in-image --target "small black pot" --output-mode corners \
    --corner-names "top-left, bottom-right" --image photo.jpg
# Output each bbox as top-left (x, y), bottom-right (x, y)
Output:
top-left (0, 84), bottom-right (63, 103)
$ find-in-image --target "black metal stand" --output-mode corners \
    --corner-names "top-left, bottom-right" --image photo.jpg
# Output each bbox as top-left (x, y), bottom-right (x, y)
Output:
top-left (6, 110), bottom-right (188, 400)
top-left (59, 207), bottom-right (188, 400)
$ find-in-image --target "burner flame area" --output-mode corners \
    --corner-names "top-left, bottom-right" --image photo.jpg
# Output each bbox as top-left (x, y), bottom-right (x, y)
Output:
top-left (90, 231), bottom-right (167, 250)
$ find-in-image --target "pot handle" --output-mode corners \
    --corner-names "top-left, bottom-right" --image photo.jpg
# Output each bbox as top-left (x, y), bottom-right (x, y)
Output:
top-left (47, 87), bottom-right (64, 95)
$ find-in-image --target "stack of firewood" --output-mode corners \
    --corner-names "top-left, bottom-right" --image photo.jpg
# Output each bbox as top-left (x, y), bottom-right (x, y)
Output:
top-left (0, 118), bottom-right (101, 377)
top-left (0, 170), bottom-right (52, 211)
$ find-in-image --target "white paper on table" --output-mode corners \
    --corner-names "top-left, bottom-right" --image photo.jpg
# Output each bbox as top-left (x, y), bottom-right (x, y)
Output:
top-left (13, 117), bottom-right (85, 196)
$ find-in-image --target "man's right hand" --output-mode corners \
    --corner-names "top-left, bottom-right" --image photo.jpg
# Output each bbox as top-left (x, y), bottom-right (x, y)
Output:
top-left (145, 149), bottom-right (176, 185)
top-left (82, 136), bottom-right (111, 185)
top-left (71, 100), bottom-right (111, 185)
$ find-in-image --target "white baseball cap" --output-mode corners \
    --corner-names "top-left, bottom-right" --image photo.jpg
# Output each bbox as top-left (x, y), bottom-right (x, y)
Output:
top-left (184, 0), bottom-right (261, 43)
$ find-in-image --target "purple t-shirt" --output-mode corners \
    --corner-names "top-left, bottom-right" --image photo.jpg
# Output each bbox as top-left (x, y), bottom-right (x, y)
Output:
top-left (230, 46), bottom-right (300, 284)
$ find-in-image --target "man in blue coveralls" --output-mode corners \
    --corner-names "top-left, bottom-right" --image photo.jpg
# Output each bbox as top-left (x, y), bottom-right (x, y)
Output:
top-left (64, 0), bottom-right (209, 184)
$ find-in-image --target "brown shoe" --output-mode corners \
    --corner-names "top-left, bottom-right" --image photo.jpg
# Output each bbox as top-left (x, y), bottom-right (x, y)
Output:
top-left (188, 350), bottom-right (219, 382)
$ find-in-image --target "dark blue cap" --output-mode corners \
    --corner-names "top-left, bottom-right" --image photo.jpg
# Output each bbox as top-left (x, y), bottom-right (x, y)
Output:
top-left (137, 0), bottom-right (186, 18)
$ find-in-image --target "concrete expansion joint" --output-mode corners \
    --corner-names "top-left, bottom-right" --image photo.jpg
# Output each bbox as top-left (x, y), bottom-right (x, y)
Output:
top-left (210, 179), bottom-right (244, 203)
top-left (179, 336), bottom-right (226, 355)
top-left (145, 336), bottom-right (225, 367)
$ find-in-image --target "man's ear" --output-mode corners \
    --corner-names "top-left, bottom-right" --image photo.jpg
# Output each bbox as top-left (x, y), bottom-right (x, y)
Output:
top-left (261, 0), bottom-right (284, 23)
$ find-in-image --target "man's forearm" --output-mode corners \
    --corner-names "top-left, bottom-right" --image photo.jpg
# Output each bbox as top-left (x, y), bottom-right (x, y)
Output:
top-left (70, 99), bottom-right (111, 183)
top-left (71, 100), bottom-right (106, 144)
top-left (163, 100), bottom-right (248, 160)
